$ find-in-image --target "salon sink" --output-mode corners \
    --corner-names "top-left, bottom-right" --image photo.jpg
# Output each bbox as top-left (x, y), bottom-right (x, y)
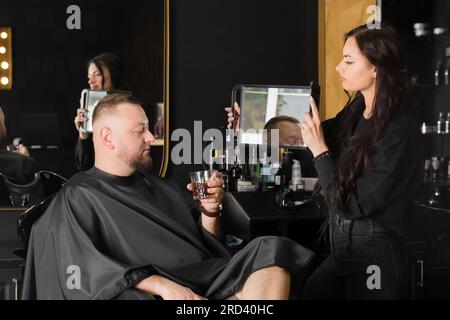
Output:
top-left (418, 186), bottom-right (450, 213)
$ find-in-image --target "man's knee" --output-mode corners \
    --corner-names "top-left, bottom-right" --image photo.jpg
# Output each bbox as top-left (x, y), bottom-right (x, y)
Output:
top-left (256, 266), bottom-right (289, 277)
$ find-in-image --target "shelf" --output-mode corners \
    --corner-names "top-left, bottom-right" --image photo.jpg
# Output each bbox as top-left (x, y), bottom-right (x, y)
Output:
top-left (152, 139), bottom-right (164, 147)
top-left (414, 84), bottom-right (450, 89)
top-left (405, 35), bottom-right (434, 42)
top-left (405, 33), bottom-right (450, 42)
top-left (421, 133), bottom-right (450, 137)
top-left (421, 180), bottom-right (450, 188)
top-left (414, 84), bottom-right (434, 88)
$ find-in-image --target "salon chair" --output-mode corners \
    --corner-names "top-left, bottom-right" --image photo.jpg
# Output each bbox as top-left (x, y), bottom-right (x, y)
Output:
top-left (0, 171), bottom-right (67, 208)
top-left (0, 175), bottom-right (11, 206)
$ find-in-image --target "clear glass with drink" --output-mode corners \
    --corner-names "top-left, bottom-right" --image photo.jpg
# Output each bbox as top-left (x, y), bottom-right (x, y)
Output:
top-left (189, 170), bottom-right (213, 200)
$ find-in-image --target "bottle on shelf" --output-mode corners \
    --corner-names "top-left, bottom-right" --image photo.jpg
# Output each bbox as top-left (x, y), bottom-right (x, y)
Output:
top-left (274, 163), bottom-right (289, 191)
top-left (259, 153), bottom-right (275, 192)
top-left (248, 145), bottom-right (260, 188)
top-left (445, 59), bottom-right (450, 85)
top-left (273, 149), bottom-right (287, 189)
top-left (448, 159), bottom-right (450, 180)
top-left (445, 112), bottom-right (450, 135)
top-left (439, 157), bottom-right (447, 180)
top-left (437, 112), bottom-right (445, 135)
top-left (221, 148), bottom-right (233, 192)
top-left (431, 157), bottom-right (440, 181)
top-left (424, 159), bottom-right (431, 182)
top-left (228, 146), bottom-right (243, 192)
top-left (273, 163), bottom-right (282, 189)
top-left (208, 138), bottom-right (216, 171)
top-left (421, 122), bottom-right (427, 135)
top-left (435, 59), bottom-right (442, 86)
top-left (281, 149), bottom-right (293, 183)
top-left (290, 160), bottom-right (302, 191)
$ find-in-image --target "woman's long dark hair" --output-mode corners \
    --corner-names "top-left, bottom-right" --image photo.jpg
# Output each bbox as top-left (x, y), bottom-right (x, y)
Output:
top-left (88, 52), bottom-right (130, 90)
top-left (331, 23), bottom-right (411, 210)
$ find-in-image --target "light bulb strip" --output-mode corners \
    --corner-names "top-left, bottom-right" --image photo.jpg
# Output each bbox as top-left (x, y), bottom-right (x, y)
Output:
top-left (0, 27), bottom-right (12, 90)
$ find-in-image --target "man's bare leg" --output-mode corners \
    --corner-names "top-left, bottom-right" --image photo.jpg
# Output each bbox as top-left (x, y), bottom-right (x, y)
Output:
top-left (234, 266), bottom-right (291, 300)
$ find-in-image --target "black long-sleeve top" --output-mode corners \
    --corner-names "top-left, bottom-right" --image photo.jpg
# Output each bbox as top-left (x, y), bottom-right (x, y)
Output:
top-left (314, 95), bottom-right (422, 239)
top-left (74, 135), bottom-right (94, 171)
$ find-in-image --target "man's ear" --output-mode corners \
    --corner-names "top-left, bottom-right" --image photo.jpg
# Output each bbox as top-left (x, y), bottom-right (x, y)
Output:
top-left (100, 127), bottom-right (114, 150)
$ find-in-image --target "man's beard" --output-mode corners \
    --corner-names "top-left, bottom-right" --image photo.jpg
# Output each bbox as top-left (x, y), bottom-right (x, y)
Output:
top-left (118, 148), bottom-right (153, 174)
top-left (132, 154), bottom-right (153, 174)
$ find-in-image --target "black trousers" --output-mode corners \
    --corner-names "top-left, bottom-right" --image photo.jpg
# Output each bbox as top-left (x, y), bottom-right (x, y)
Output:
top-left (302, 215), bottom-right (410, 300)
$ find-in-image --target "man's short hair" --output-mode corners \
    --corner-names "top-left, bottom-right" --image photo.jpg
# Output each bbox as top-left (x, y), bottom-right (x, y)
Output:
top-left (92, 94), bottom-right (142, 126)
top-left (264, 116), bottom-right (300, 130)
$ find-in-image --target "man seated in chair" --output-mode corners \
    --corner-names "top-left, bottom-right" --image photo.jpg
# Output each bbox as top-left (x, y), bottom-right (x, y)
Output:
top-left (22, 94), bottom-right (313, 300)
top-left (0, 106), bottom-right (41, 184)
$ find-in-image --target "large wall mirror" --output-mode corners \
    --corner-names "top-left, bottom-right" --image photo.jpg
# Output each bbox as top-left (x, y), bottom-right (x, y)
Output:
top-left (0, 0), bottom-right (169, 178)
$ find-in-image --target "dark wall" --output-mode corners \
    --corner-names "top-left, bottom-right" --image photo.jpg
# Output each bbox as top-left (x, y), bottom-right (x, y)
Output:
top-left (166, 0), bottom-right (318, 184)
top-left (0, 0), bottom-right (164, 177)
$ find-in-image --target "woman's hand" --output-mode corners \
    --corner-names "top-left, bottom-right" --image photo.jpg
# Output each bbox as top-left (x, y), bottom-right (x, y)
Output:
top-left (74, 108), bottom-right (89, 140)
top-left (136, 275), bottom-right (207, 300)
top-left (12, 144), bottom-right (31, 157)
top-left (225, 102), bottom-right (240, 130)
top-left (300, 98), bottom-right (329, 157)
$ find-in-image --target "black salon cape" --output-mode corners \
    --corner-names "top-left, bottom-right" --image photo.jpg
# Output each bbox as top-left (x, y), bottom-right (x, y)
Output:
top-left (22, 167), bottom-right (313, 300)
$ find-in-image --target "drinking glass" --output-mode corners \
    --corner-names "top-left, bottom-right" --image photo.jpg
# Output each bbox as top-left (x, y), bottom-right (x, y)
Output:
top-left (189, 170), bottom-right (213, 200)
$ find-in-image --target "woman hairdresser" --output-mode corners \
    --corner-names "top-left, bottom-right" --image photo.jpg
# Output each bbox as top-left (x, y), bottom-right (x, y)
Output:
top-left (299, 24), bottom-right (421, 299)
top-left (73, 52), bottom-right (130, 171)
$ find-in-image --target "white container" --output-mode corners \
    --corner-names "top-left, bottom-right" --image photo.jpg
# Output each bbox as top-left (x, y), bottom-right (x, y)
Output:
top-left (433, 28), bottom-right (448, 36)
top-left (413, 23), bottom-right (431, 37)
top-left (292, 160), bottom-right (302, 180)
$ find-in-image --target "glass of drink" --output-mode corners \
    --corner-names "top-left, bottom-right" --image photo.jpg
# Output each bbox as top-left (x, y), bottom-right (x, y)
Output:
top-left (189, 170), bottom-right (213, 200)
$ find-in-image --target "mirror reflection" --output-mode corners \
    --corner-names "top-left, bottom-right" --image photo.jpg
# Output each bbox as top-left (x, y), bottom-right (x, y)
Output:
top-left (233, 85), bottom-right (316, 147)
top-left (0, 0), bottom-right (165, 184)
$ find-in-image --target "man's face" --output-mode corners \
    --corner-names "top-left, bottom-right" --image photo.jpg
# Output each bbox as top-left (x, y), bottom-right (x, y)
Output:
top-left (113, 103), bottom-right (155, 173)
top-left (277, 121), bottom-right (303, 146)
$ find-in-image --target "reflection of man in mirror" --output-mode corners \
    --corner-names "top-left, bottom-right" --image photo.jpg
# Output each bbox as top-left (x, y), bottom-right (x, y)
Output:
top-left (0, 107), bottom-right (41, 184)
top-left (264, 116), bottom-right (304, 146)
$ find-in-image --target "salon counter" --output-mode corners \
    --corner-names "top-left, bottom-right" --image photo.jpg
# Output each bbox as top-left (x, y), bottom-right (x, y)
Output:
top-left (222, 190), bottom-right (326, 249)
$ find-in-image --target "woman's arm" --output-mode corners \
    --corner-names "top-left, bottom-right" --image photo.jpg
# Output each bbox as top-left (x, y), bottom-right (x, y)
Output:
top-left (315, 121), bottom-right (415, 219)
top-left (74, 136), bottom-right (95, 171)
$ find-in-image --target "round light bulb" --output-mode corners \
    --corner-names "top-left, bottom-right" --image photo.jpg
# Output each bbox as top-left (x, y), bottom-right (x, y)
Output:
top-left (0, 47), bottom-right (6, 54)
top-left (1, 61), bottom-right (9, 70)
top-left (1, 77), bottom-right (9, 85)
top-left (0, 32), bottom-right (7, 40)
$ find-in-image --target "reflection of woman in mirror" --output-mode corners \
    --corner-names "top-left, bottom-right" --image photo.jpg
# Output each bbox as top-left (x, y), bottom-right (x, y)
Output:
top-left (300, 24), bottom-right (421, 299)
top-left (74, 53), bottom-right (130, 171)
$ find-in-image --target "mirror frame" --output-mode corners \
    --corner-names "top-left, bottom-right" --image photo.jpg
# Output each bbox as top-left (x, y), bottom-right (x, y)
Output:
top-left (159, 0), bottom-right (170, 177)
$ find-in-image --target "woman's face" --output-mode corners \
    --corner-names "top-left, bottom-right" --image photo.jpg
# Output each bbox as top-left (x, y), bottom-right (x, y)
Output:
top-left (336, 36), bottom-right (377, 93)
top-left (88, 63), bottom-right (112, 90)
